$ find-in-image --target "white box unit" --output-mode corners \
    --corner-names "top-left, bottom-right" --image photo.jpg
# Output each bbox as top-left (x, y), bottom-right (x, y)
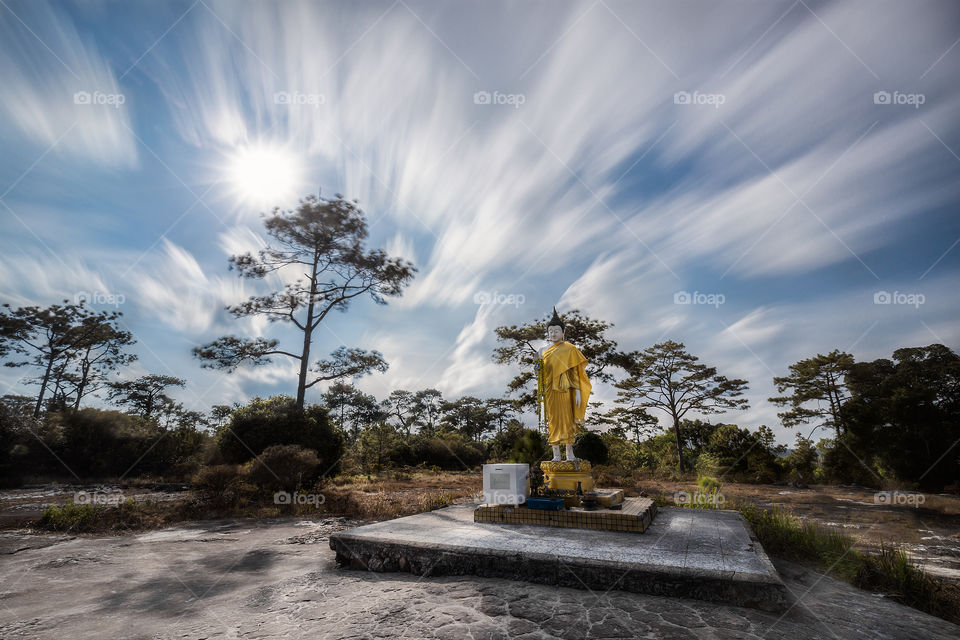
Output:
top-left (482, 463), bottom-right (530, 505)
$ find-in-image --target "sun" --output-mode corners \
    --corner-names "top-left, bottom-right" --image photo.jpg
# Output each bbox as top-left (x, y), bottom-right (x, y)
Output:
top-left (226, 144), bottom-right (304, 209)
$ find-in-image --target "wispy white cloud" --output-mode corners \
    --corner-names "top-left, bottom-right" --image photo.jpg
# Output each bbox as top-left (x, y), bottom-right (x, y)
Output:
top-left (0, 0), bottom-right (137, 168)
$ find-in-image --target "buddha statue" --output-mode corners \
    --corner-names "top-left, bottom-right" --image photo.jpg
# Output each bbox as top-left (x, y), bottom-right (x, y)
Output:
top-left (536, 308), bottom-right (591, 462)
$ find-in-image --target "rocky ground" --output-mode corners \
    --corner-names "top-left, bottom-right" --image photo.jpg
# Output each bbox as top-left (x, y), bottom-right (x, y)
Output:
top-left (1, 514), bottom-right (957, 639)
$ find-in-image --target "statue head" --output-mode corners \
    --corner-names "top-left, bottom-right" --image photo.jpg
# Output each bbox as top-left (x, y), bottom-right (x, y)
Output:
top-left (547, 307), bottom-right (564, 343)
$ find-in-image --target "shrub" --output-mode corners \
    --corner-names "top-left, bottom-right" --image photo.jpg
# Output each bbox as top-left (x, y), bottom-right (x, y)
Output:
top-left (574, 431), bottom-right (609, 464)
top-left (695, 452), bottom-right (722, 476)
top-left (509, 429), bottom-right (548, 466)
top-left (410, 433), bottom-right (485, 470)
top-left (247, 445), bottom-right (320, 492)
top-left (39, 503), bottom-right (101, 532)
top-left (192, 464), bottom-right (243, 504)
top-left (217, 396), bottom-right (344, 473)
top-left (698, 475), bottom-right (722, 493)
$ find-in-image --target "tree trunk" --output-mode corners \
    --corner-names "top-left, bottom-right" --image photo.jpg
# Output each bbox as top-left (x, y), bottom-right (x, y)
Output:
top-left (672, 414), bottom-right (685, 472)
top-left (34, 352), bottom-right (56, 417)
top-left (296, 260), bottom-right (320, 409)
top-left (74, 353), bottom-right (92, 410)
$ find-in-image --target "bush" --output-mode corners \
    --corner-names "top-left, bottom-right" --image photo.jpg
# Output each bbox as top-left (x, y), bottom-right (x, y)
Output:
top-left (509, 428), bottom-right (548, 466)
top-left (247, 445), bottom-right (320, 492)
top-left (409, 433), bottom-right (485, 470)
top-left (39, 503), bottom-right (101, 532)
top-left (192, 464), bottom-right (244, 504)
top-left (574, 430), bottom-right (609, 464)
top-left (217, 396), bottom-right (344, 474)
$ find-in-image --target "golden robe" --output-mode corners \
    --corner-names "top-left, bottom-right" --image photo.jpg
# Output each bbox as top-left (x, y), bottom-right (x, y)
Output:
top-left (541, 341), bottom-right (591, 445)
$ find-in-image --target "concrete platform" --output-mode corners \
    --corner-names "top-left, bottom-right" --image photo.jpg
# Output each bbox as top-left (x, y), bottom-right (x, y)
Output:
top-left (474, 496), bottom-right (656, 532)
top-left (329, 504), bottom-right (788, 611)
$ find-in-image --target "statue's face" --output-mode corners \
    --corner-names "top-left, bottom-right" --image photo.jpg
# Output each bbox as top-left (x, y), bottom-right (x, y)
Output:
top-left (547, 325), bottom-right (563, 343)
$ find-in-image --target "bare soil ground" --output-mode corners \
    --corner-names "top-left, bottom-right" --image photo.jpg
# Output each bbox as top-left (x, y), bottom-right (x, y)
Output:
top-left (633, 479), bottom-right (960, 582)
top-left (3, 474), bottom-right (958, 582)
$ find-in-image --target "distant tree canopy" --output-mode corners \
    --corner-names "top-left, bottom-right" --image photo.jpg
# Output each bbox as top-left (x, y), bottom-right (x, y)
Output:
top-left (844, 344), bottom-right (960, 490)
top-left (217, 395), bottom-right (344, 472)
top-left (616, 341), bottom-right (749, 472)
top-left (770, 350), bottom-right (854, 440)
top-left (0, 301), bottom-right (136, 416)
top-left (107, 375), bottom-right (185, 421)
top-left (493, 309), bottom-right (631, 411)
top-left (193, 194), bottom-right (416, 408)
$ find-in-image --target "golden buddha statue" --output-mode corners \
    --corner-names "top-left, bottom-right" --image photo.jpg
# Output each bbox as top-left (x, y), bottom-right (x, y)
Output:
top-left (536, 307), bottom-right (591, 462)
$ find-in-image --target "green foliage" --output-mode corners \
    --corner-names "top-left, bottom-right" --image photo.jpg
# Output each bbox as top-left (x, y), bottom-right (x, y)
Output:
top-left (770, 349), bottom-right (854, 437)
top-left (844, 344), bottom-right (960, 490)
top-left (786, 435), bottom-right (818, 481)
top-left (247, 444), bottom-right (321, 492)
top-left (509, 428), bottom-right (548, 466)
top-left (56, 408), bottom-right (207, 478)
top-left (493, 309), bottom-right (632, 411)
top-left (0, 300), bottom-right (136, 416)
top-left (39, 503), bottom-right (101, 531)
top-left (737, 503), bottom-right (955, 622)
top-left (697, 475), bottom-right (721, 493)
top-left (616, 341), bottom-right (750, 472)
top-left (737, 503), bottom-right (859, 578)
top-left (357, 423), bottom-right (403, 473)
top-left (193, 194), bottom-right (415, 407)
top-left (695, 453), bottom-right (722, 476)
top-left (574, 430), bottom-right (608, 464)
top-left (218, 396), bottom-right (344, 473)
top-left (192, 464), bottom-right (244, 503)
top-left (485, 420), bottom-right (526, 462)
top-left (408, 432), bottom-right (485, 470)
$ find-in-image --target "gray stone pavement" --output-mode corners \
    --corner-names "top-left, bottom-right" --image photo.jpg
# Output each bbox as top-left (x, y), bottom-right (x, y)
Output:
top-left (0, 514), bottom-right (956, 639)
top-left (330, 506), bottom-right (787, 611)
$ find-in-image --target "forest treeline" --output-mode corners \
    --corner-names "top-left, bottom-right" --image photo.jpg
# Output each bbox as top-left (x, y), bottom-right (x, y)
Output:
top-left (1, 195), bottom-right (957, 492)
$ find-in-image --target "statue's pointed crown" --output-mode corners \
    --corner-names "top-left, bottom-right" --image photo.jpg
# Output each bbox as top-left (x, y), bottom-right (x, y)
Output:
top-left (548, 306), bottom-right (565, 332)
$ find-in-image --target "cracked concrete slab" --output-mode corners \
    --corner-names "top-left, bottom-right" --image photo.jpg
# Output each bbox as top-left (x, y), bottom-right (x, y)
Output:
top-left (330, 505), bottom-right (787, 611)
top-left (0, 516), bottom-right (957, 639)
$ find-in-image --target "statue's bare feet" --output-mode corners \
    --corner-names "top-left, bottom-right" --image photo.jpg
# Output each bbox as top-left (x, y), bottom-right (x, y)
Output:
top-left (551, 444), bottom-right (562, 462)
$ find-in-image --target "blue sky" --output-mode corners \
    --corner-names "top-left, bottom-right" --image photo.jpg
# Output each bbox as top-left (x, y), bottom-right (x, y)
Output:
top-left (1, 0), bottom-right (958, 444)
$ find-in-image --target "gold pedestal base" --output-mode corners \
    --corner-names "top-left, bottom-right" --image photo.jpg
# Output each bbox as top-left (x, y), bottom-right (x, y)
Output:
top-left (540, 459), bottom-right (595, 494)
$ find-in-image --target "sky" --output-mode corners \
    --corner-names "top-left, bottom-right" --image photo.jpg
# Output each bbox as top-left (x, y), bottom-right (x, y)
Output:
top-left (1, 0), bottom-right (958, 445)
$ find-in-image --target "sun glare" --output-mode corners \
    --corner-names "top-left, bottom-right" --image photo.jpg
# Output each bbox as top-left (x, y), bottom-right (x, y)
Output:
top-left (226, 144), bottom-right (303, 209)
